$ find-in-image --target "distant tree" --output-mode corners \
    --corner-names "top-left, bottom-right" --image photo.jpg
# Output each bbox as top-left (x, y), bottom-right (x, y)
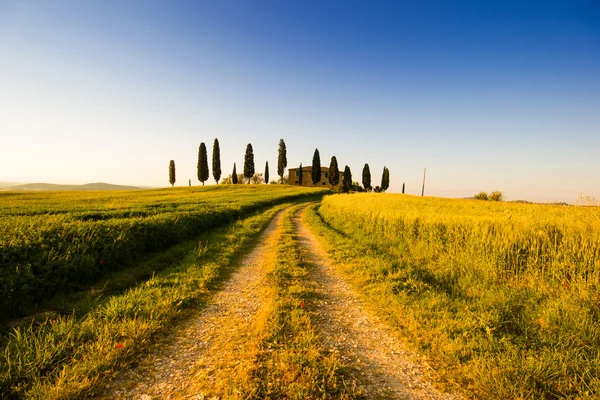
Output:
top-left (381, 167), bottom-right (390, 192)
top-left (221, 175), bottom-right (232, 184)
top-left (197, 142), bottom-right (209, 185)
top-left (264, 161), bottom-right (269, 184)
top-left (374, 186), bottom-right (382, 193)
top-left (489, 191), bottom-right (504, 201)
top-left (244, 143), bottom-right (255, 184)
top-left (169, 160), bottom-right (176, 187)
top-left (251, 173), bottom-right (265, 184)
top-left (237, 173), bottom-right (245, 184)
top-left (402, 182), bottom-right (405, 194)
top-left (328, 156), bottom-right (340, 189)
top-left (232, 163), bottom-right (238, 184)
top-left (298, 163), bottom-right (303, 185)
top-left (278, 139), bottom-right (287, 183)
top-left (362, 163), bottom-right (371, 191)
top-left (312, 148), bottom-right (321, 185)
top-left (342, 165), bottom-right (352, 193)
top-left (474, 191), bottom-right (488, 200)
top-left (189, 179), bottom-right (191, 187)
top-left (212, 138), bottom-right (221, 184)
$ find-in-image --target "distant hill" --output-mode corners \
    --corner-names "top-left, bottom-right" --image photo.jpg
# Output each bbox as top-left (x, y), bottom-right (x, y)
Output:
top-left (8, 182), bottom-right (142, 191)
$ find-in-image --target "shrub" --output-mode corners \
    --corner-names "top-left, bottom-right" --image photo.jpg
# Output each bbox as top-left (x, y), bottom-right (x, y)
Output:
top-left (489, 190), bottom-right (504, 201)
top-left (474, 191), bottom-right (489, 200)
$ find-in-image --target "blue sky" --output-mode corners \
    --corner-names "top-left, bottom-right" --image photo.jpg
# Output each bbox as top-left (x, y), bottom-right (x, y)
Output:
top-left (1, 0), bottom-right (599, 202)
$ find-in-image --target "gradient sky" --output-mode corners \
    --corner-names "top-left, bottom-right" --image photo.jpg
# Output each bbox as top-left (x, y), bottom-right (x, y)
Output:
top-left (1, 0), bottom-right (599, 202)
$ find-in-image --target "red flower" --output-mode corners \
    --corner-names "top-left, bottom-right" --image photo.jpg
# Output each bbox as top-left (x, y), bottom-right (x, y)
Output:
top-left (300, 301), bottom-right (305, 309)
top-left (99, 260), bottom-right (104, 265)
top-left (117, 343), bottom-right (123, 349)
top-left (564, 283), bottom-right (569, 288)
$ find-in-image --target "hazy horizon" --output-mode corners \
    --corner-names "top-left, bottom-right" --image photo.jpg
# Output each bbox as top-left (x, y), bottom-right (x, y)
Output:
top-left (2, 0), bottom-right (599, 203)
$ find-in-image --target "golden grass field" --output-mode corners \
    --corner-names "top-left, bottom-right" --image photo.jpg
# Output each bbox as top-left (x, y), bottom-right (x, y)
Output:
top-left (308, 193), bottom-right (600, 398)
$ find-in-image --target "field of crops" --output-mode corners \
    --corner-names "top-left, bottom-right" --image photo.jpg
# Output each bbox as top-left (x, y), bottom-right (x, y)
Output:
top-left (314, 193), bottom-right (600, 398)
top-left (0, 185), bottom-right (327, 320)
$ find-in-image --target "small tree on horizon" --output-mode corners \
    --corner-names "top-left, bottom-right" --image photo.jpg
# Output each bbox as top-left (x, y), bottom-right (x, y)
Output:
top-left (362, 163), bottom-right (371, 191)
top-left (381, 166), bottom-right (390, 192)
top-left (328, 156), bottom-right (340, 189)
top-left (312, 148), bottom-right (321, 185)
top-left (264, 161), bottom-right (269, 184)
top-left (232, 163), bottom-right (238, 184)
top-left (212, 138), bottom-right (221, 184)
top-left (168, 160), bottom-right (176, 187)
top-left (489, 191), bottom-right (503, 201)
top-left (298, 163), bottom-right (303, 185)
top-left (197, 142), bottom-right (209, 185)
top-left (402, 182), bottom-right (405, 194)
top-left (342, 165), bottom-right (352, 193)
top-left (278, 139), bottom-right (287, 184)
top-left (243, 143), bottom-right (255, 184)
top-left (251, 173), bottom-right (265, 184)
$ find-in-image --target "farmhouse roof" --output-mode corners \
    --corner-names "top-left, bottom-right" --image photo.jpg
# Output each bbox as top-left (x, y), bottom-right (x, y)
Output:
top-left (288, 166), bottom-right (342, 173)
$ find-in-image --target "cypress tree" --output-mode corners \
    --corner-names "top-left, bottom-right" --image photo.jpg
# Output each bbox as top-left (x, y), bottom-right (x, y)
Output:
top-left (232, 163), bottom-right (238, 184)
top-left (362, 163), bottom-right (371, 190)
top-left (381, 166), bottom-right (390, 192)
top-left (298, 163), bottom-right (303, 185)
top-left (402, 182), bottom-right (405, 194)
top-left (169, 160), bottom-right (176, 187)
top-left (328, 156), bottom-right (340, 189)
top-left (197, 142), bottom-right (209, 185)
top-left (278, 139), bottom-right (287, 183)
top-left (265, 161), bottom-right (269, 184)
top-left (342, 165), bottom-right (352, 193)
top-left (311, 148), bottom-right (321, 185)
top-left (212, 138), bottom-right (221, 184)
top-left (243, 143), bottom-right (255, 184)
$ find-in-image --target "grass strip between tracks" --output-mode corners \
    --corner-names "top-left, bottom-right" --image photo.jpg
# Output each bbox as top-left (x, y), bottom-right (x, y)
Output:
top-left (189, 204), bottom-right (359, 399)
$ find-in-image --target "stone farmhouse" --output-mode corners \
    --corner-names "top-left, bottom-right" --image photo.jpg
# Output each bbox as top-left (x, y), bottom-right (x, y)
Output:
top-left (287, 166), bottom-right (344, 189)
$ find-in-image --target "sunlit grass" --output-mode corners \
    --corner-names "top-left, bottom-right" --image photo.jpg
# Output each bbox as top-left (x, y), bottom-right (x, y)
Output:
top-left (306, 194), bottom-right (600, 398)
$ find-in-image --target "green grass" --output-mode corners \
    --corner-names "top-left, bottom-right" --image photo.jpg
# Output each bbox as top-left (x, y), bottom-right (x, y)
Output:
top-left (306, 194), bottom-right (600, 399)
top-left (0, 185), bottom-right (328, 320)
top-left (0, 202), bottom-right (301, 399)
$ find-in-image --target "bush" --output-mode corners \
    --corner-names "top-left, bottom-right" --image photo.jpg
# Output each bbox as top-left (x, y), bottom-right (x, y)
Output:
top-left (489, 190), bottom-right (504, 201)
top-left (474, 191), bottom-right (489, 200)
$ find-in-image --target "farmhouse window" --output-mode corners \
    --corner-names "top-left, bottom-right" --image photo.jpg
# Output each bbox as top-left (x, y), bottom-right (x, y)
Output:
top-left (295, 171), bottom-right (299, 176)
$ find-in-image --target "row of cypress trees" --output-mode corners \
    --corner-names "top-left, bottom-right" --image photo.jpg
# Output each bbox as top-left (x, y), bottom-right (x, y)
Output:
top-left (170, 140), bottom-right (389, 192)
top-left (170, 139), bottom-right (289, 186)
top-left (304, 148), bottom-right (390, 193)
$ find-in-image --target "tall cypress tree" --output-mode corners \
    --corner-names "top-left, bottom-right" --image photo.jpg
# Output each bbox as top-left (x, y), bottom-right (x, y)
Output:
top-left (243, 143), bottom-right (255, 184)
top-left (278, 139), bottom-right (287, 183)
top-left (169, 160), bottom-right (176, 187)
top-left (232, 163), bottom-right (238, 184)
top-left (381, 166), bottom-right (390, 191)
top-left (197, 142), bottom-right (209, 185)
top-left (212, 138), bottom-right (221, 184)
top-left (342, 165), bottom-right (352, 193)
top-left (298, 163), bottom-right (303, 185)
top-left (328, 156), bottom-right (340, 189)
top-left (311, 148), bottom-right (321, 185)
top-left (265, 161), bottom-right (269, 184)
top-left (362, 163), bottom-right (371, 190)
